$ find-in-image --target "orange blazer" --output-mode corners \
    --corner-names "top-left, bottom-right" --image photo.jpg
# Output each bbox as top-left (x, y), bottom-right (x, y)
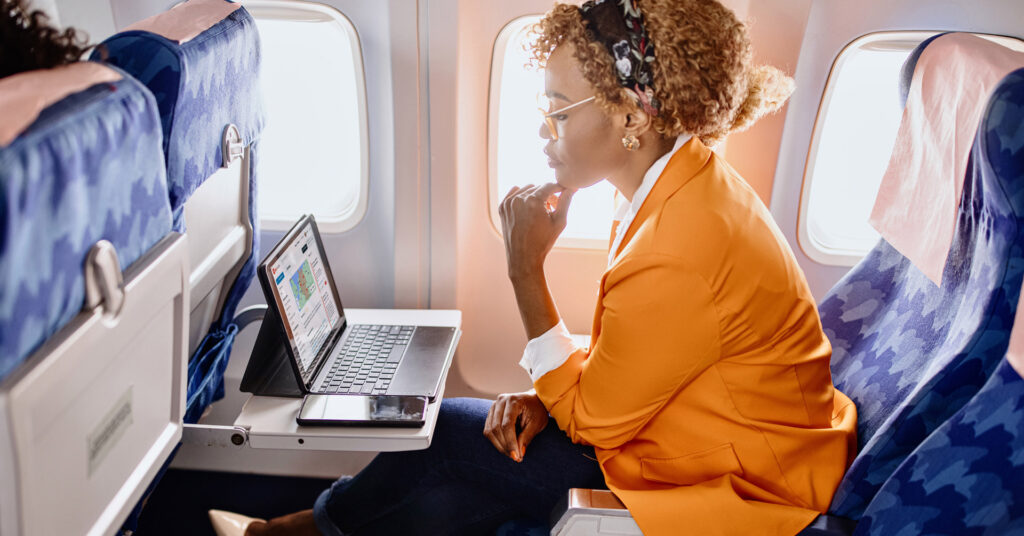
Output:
top-left (534, 137), bottom-right (857, 536)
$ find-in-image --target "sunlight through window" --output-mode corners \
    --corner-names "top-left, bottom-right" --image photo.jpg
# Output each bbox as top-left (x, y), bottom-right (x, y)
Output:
top-left (249, 2), bottom-right (368, 233)
top-left (801, 32), bottom-right (934, 265)
top-left (490, 17), bottom-right (617, 249)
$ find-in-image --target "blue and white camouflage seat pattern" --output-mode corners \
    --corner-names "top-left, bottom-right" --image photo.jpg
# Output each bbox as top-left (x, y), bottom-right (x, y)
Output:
top-left (848, 67), bottom-right (1024, 535)
top-left (855, 358), bottom-right (1024, 535)
top-left (0, 69), bottom-right (173, 381)
top-left (820, 62), bottom-right (1024, 519)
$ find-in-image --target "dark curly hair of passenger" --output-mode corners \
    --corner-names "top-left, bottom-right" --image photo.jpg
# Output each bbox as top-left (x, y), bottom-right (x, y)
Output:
top-left (1, 0), bottom-right (91, 78)
top-left (531, 0), bottom-right (795, 146)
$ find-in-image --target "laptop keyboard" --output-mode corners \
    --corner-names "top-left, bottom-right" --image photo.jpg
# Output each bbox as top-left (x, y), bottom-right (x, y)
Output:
top-left (319, 324), bottom-right (414, 394)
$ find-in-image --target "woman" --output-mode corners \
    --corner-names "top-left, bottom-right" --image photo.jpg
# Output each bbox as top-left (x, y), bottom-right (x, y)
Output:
top-left (212, 0), bottom-right (856, 534)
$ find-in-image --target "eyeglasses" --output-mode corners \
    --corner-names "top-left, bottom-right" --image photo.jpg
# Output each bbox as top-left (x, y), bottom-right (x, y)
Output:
top-left (538, 93), bottom-right (596, 141)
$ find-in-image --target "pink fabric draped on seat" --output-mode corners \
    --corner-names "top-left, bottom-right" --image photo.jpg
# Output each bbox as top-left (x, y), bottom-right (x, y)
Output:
top-left (121, 0), bottom-right (240, 44)
top-left (0, 62), bottom-right (121, 147)
top-left (869, 33), bottom-right (1024, 285)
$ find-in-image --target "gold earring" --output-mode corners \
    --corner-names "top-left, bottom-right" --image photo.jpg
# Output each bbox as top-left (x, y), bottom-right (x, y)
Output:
top-left (622, 134), bottom-right (640, 152)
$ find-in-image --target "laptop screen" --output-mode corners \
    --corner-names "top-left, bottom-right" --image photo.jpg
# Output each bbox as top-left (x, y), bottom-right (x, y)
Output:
top-left (266, 219), bottom-right (343, 384)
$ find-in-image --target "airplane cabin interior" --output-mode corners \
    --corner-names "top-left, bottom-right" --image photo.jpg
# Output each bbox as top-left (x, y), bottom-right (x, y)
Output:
top-left (0, 0), bottom-right (1023, 534)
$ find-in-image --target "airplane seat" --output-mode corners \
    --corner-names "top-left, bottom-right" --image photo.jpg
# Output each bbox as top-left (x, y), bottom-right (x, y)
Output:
top-left (0, 62), bottom-right (187, 535)
top-left (539, 32), bottom-right (1024, 536)
top-left (819, 33), bottom-right (1024, 524)
top-left (92, 0), bottom-right (265, 424)
top-left (850, 66), bottom-right (1024, 536)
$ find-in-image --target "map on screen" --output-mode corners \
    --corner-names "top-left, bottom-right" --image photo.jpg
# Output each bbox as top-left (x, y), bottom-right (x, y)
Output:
top-left (290, 260), bottom-right (316, 311)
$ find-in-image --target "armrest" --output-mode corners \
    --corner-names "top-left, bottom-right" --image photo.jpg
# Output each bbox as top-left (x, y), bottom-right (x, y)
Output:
top-left (549, 488), bottom-right (856, 536)
top-left (550, 489), bottom-right (642, 536)
top-left (234, 304), bottom-right (269, 330)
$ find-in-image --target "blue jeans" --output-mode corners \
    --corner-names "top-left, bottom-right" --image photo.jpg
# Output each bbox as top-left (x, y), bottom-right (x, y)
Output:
top-left (312, 397), bottom-right (607, 535)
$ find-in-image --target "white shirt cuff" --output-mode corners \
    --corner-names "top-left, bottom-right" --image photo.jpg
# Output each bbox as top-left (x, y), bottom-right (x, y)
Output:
top-left (519, 320), bottom-right (579, 382)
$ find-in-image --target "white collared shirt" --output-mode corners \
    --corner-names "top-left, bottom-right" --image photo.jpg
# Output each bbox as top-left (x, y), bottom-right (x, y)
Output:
top-left (518, 134), bottom-right (692, 382)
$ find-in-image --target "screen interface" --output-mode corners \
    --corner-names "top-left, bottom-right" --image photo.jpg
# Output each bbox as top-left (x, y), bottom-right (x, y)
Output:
top-left (269, 223), bottom-right (342, 382)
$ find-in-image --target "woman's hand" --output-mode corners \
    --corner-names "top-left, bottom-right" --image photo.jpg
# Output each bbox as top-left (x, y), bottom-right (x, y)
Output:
top-left (483, 390), bottom-right (549, 462)
top-left (499, 183), bottom-right (576, 279)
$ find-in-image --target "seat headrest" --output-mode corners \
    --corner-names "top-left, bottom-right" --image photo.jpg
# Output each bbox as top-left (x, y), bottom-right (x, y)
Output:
top-left (0, 67), bottom-right (173, 379)
top-left (0, 62), bottom-right (122, 147)
top-left (898, 34), bottom-right (945, 109)
top-left (869, 33), bottom-right (1024, 285)
top-left (93, 0), bottom-right (264, 223)
top-left (121, 0), bottom-right (240, 44)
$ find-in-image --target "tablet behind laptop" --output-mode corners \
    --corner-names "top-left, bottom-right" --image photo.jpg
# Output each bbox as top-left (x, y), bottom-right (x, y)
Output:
top-left (256, 215), bottom-right (457, 406)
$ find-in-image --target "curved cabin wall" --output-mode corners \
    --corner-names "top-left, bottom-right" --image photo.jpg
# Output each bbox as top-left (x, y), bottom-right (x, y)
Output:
top-left (717, 0), bottom-right (813, 205)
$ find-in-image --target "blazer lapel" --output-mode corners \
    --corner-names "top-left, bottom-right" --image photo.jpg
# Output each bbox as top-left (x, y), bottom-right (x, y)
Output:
top-left (590, 138), bottom-right (713, 346)
top-left (612, 137), bottom-right (713, 261)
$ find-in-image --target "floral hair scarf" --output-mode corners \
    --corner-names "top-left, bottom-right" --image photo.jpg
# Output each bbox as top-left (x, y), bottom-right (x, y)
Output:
top-left (578, 0), bottom-right (659, 115)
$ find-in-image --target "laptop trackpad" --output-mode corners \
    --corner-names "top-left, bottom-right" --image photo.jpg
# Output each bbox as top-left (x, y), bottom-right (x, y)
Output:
top-left (387, 326), bottom-right (456, 400)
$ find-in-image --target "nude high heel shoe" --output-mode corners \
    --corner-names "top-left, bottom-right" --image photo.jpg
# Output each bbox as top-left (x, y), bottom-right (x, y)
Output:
top-left (208, 509), bottom-right (265, 536)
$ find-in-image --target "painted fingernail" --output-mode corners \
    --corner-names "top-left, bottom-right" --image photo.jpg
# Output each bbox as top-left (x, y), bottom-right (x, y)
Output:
top-left (513, 451), bottom-right (521, 462)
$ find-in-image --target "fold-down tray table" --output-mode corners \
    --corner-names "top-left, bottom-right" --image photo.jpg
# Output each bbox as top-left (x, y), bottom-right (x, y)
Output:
top-left (230, 309), bottom-right (461, 452)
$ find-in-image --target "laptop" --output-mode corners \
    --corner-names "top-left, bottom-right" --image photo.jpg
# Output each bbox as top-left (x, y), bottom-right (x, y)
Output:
top-left (255, 214), bottom-right (458, 400)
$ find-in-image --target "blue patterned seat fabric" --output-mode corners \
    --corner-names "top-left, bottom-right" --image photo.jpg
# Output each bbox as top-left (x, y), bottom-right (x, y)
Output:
top-left (848, 67), bottom-right (1024, 536)
top-left (92, 3), bottom-right (265, 232)
top-left (820, 55), bottom-right (1024, 520)
top-left (0, 67), bottom-right (174, 382)
top-left (855, 357), bottom-right (1024, 535)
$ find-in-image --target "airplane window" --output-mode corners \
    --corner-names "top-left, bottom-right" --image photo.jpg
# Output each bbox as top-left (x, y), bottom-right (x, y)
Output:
top-left (800, 32), bottom-right (940, 266)
top-left (489, 16), bottom-right (618, 249)
top-left (248, 2), bottom-right (368, 233)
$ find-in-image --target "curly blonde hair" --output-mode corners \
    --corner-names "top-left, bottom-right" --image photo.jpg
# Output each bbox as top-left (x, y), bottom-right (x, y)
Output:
top-left (531, 0), bottom-right (794, 146)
